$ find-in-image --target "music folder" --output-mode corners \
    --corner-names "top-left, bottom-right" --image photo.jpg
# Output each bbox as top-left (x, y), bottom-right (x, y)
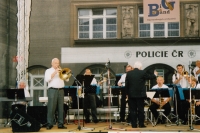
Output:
top-left (183, 89), bottom-right (200, 99)
top-left (7, 89), bottom-right (25, 99)
top-left (72, 74), bottom-right (94, 87)
top-left (146, 92), bottom-right (156, 99)
top-left (150, 88), bottom-right (170, 98)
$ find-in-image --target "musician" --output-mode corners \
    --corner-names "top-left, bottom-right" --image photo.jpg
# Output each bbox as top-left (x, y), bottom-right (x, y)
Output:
top-left (172, 64), bottom-right (190, 125)
top-left (193, 60), bottom-right (200, 82)
top-left (83, 69), bottom-right (99, 123)
top-left (118, 64), bottom-right (133, 122)
top-left (125, 61), bottom-right (157, 128)
top-left (195, 82), bottom-right (200, 124)
top-left (45, 58), bottom-right (67, 130)
top-left (12, 81), bottom-right (30, 112)
top-left (149, 76), bottom-right (171, 124)
top-left (172, 64), bottom-right (189, 88)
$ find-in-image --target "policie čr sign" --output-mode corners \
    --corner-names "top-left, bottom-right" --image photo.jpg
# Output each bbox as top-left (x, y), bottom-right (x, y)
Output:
top-left (136, 50), bottom-right (183, 58)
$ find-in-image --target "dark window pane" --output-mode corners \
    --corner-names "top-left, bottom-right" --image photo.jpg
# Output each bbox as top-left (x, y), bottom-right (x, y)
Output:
top-left (79, 19), bottom-right (89, 25)
top-left (154, 24), bottom-right (164, 30)
top-left (79, 33), bottom-right (89, 38)
top-left (106, 25), bottom-right (116, 31)
top-left (106, 8), bottom-right (117, 15)
top-left (79, 26), bottom-right (89, 31)
top-left (93, 32), bottom-right (103, 38)
top-left (92, 8), bottom-right (103, 15)
top-left (139, 7), bottom-right (143, 14)
top-left (168, 31), bottom-right (179, 36)
top-left (168, 22), bottom-right (179, 29)
top-left (93, 25), bottom-right (103, 31)
top-left (106, 18), bottom-right (116, 24)
top-left (139, 31), bottom-right (150, 37)
top-left (106, 32), bottom-right (116, 38)
top-left (79, 9), bottom-right (89, 16)
top-left (93, 19), bottom-right (103, 24)
top-left (139, 17), bottom-right (143, 23)
top-left (154, 31), bottom-right (164, 36)
top-left (140, 24), bottom-right (150, 30)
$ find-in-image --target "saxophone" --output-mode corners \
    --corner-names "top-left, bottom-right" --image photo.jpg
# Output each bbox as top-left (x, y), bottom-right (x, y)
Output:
top-left (159, 94), bottom-right (164, 109)
top-left (191, 95), bottom-right (196, 115)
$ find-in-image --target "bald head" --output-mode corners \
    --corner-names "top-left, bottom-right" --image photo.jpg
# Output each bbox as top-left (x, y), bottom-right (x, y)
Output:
top-left (156, 76), bottom-right (164, 87)
top-left (51, 58), bottom-right (60, 69)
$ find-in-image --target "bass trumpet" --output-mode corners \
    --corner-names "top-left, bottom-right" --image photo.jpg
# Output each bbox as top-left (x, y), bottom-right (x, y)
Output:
top-left (58, 66), bottom-right (72, 80)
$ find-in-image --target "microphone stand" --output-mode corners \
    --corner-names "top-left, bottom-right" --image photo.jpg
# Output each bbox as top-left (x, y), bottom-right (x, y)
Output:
top-left (188, 64), bottom-right (200, 131)
top-left (104, 60), bottom-right (126, 131)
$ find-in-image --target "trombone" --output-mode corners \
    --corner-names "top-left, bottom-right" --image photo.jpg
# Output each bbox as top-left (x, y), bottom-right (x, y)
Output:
top-left (58, 66), bottom-right (72, 80)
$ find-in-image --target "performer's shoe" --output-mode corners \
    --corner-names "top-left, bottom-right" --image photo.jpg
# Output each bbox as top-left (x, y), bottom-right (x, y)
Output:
top-left (93, 119), bottom-right (99, 123)
top-left (58, 125), bottom-right (67, 129)
top-left (139, 125), bottom-right (146, 128)
top-left (46, 124), bottom-right (53, 130)
top-left (132, 125), bottom-right (137, 128)
top-left (85, 119), bottom-right (90, 123)
top-left (181, 120), bottom-right (187, 125)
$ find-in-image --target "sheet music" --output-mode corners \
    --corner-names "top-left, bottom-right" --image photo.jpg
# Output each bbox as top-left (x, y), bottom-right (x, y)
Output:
top-left (146, 92), bottom-right (156, 99)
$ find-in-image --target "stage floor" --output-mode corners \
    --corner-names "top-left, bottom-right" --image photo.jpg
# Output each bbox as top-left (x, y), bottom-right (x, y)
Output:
top-left (1, 120), bottom-right (200, 133)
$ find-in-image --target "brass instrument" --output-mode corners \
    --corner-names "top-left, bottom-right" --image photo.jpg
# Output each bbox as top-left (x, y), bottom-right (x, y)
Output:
top-left (181, 65), bottom-right (189, 77)
top-left (58, 66), bottom-right (72, 80)
top-left (191, 95), bottom-right (196, 115)
top-left (159, 94), bottom-right (164, 109)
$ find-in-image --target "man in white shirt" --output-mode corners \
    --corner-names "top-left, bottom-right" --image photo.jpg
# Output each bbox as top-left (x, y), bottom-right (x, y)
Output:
top-left (45, 58), bottom-right (67, 130)
top-left (172, 64), bottom-right (189, 88)
top-left (149, 76), bottom-right (171, 124)
top-left (117, 64), bottom-right (133, 122)
top-left (193, 60), bottom-right (200, 82)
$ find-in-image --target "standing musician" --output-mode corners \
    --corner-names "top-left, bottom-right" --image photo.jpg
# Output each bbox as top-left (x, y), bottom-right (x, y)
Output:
top-left (83, 69), bottom-right (99, 123)
top-left (125, 61), bottom-right (157, 128)
top-left (45, 58), bottom-right (68, 130)
top-left (118, 64), bottom-right (133, 122)
top-left (149, 76), bottom-right (171, 124)
top-left (193, 60), bottom-right (200, 82)
top-left (172, 64), bottom-right (189, 125)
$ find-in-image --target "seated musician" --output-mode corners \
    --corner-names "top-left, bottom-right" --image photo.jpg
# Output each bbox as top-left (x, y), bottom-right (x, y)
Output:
top-left (193, 60), bottom-right (200, 82)
top-left (149, 76), bottom-right (171, 124)
top-left (117, 64), bottom-right (133, 122)
top-left (83, 69), bottom-right (99, 123)
top-left (12, 81), bottom-right (30, 112)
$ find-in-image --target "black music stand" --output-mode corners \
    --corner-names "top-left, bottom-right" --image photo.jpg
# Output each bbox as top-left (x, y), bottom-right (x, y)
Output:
top-left (150, 89), bottom-right (172, 125)
top-left (69, 74), bottom-right (95, 131)
top-left (183, 89), bottom-right (200, 125)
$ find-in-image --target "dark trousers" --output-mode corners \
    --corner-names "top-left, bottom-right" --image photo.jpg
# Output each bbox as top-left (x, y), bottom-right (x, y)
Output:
top-left (177, 100), bottom-right (190, 122)
top-left (83, 93), bottom-right (98, 121)
top-left (47, 88), bottom-right (64, 127)
top-left (149, 102), bottom-right (171, 120)
top-left (12, 104), bottom-right (26, 113)
top-left (128, 97), bottom-right (145, 126)
top-left (120, 94), bottom-right (126, 121)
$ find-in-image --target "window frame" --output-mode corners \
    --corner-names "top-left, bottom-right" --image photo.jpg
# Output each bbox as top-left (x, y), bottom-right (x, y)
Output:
top-left (78, 8), bottom-right (117, 39)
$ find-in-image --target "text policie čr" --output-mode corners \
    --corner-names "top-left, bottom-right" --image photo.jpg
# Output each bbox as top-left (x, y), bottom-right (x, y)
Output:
top-left (136, 50), bottom-right (183, 58)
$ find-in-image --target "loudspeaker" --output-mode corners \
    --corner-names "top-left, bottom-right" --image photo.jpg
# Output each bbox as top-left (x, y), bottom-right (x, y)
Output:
top-left (27, 106), bottom-right (47, 127)
top-left (10, 107), bottom-right (41, 132)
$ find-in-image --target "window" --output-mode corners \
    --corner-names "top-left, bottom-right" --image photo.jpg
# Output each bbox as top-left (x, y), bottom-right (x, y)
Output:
top-left (78, 8), bottom-right (117, 39)
top-left (138, 8), bottom-right (179, 38)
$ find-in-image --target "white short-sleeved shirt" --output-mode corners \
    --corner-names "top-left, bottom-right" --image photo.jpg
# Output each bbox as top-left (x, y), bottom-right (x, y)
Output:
top-left (172, 73), bottom-right (189, 88)
top-left (117, 73), bottom-right (126, 86)
top-left (45, 67), bottom-right (64, 88)
top-left (193, 66), bottom-right (200, 81)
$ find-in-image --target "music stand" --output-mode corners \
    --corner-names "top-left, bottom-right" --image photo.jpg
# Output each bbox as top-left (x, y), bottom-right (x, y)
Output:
top-left (69, 74), bottom-right (95, 131)
top-left (183, 89), bottom-right (200, 126)
top-left (150, 89), bottom-right (172, 125)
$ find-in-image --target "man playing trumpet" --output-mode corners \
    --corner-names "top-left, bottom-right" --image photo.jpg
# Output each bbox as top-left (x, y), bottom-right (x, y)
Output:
top-left (45, 58), bottom-right (68, 130)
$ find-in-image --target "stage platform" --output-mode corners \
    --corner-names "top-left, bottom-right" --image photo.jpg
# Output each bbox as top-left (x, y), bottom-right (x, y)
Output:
top-left (1, 120), bottom-right (200, 133)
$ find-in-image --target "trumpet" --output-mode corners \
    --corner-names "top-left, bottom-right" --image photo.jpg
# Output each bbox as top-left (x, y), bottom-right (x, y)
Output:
top-left (58, 66), bottom-right (72, 80)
